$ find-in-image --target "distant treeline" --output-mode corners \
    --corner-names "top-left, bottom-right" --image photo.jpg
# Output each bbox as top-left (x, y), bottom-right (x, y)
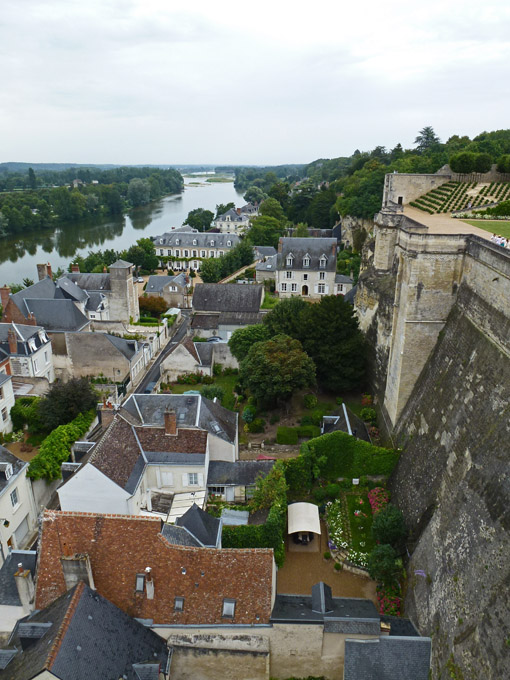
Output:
top-left (0, 167), bottom-right (183, 238)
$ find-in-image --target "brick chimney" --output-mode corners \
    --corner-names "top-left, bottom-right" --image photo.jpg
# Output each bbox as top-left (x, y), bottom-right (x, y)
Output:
top-left (26, 312), bottom-right (37, 326)
top-left (237, 207), bottom-right (241, 215)
top-left (103, 266), bottom-right (107, 273)
top-left (14, 563), bottom-right (35, 614)
top-left (99, 400), bottom-right (115, 429)
top-left (278, 237), bottom-right (283, 253)
top-left (331, 242), bottom-right (337, 256)
top-left (0, 285), bottom-right (10, 311)
top-left (164, 408), bottom-right (177, 436)
top-left (8, 328), bottom-right (17, 354)
top-left (71, 263), bottom-right (80, 273)
top-left (46, 262), bottom-right (52, 279)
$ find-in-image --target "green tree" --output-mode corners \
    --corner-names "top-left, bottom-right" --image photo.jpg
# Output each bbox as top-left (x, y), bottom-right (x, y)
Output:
top-left (263, 297), bottom-right (308, 339)
top-left (228, 324), bottom-right (271, 361)
top-left (37, 378), bottom-right (98, 432)
top-left (259, 197), bottom-right (285, 222)
top-left (184, 208), bottom-right (214, 232)
top-left (239, 334), bottom-right (316, 407)
top-left (300, 295), bottom-right (365, 391)
top-left (200, 257), bottom-right (224, 283)
top-left (449, 152), bottom-right (476, 174)
top-left (251, 460), bottom-right (288, 511)
top-left (367, 544), bottom-right (401, 586)
top-left (244, 185), bottom-right (266, 204)
top-left (128, 178), bottom-right (151, 207)
top-left (246, 215), bottom-right (285, 248)
top-left (293, 223), bottom-right (309, 238)
top-left (474, 153), bottom-right (492, 173)
top-left (371, 504), bottom-right (407, 550)
top-left (28, 167), bottom-right (37, 190)
top-left (215, 202), bottom-right (235, 217)
top-left (414, 126), bottom-right (441, 153)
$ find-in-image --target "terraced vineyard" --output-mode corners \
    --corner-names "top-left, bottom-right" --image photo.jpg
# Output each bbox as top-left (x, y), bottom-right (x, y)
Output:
top-left (409, 181), bottom-right (510, 214)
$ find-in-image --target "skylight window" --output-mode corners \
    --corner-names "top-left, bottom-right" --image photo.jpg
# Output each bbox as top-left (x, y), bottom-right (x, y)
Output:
top-left (135, 574), bottom-right (145, 592)
top-left (222, 599), bottom-right (236, 618)
top-left (174, 597), bottom-right (184, 611)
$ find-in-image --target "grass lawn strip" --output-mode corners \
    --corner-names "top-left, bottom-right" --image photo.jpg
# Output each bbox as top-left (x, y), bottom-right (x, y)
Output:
top-left (326, 492), bottom-right (372, 569)
top-left (461, 219), bottom-right (510, 238)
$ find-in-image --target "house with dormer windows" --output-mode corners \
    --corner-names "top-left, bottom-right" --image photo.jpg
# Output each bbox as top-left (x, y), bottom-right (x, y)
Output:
top-left (275, 237), bottom-right (338, 299)
top-left (152, 232), bottom-right (240, 272)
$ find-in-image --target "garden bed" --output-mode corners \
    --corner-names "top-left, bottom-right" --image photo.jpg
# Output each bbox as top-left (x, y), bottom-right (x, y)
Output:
top-left (326, 493), bottom-right (372, 570)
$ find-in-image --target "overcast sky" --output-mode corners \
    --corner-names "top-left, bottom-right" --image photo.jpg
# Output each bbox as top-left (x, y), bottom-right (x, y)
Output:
top-left (2, 0), bottom-right (509, 165)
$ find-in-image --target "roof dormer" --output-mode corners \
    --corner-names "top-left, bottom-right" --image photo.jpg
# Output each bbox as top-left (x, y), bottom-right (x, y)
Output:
top-left (303, 254), bottom-right (311, 267)
top-left (319, 255), bottom-right (327, 268)
top-left (286, 253), bottom-right (294, 267)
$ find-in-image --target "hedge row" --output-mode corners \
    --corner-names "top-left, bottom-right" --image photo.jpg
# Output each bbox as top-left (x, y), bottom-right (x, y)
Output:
top-left (276, 425), bottom-right (320, 445)
top-left (27, 410), bottom-right (96, 481)
top-left (222, 502), bottom-right (286, 566)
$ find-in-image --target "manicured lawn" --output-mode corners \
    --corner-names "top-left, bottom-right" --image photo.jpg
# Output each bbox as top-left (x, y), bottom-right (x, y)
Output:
top-left (346, 492), bottom-right (375, 554)
top-left (461, 220), bottom-right (510, 238)
top-left (166, 373), bottom-right (238, 411)
top-left (261, 292), bottom-right (279, 309)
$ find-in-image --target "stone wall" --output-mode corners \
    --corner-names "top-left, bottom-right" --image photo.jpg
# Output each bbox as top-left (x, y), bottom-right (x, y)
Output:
top-left (383, 173), bottom-right (451, 206)
top-left (340, 215), bottom-right (374, 249)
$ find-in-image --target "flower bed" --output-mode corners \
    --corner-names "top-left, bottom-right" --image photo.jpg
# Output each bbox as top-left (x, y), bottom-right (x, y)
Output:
top-left (326, 495), bottom-right (371, 570)
top-left (376, 584), bottom-right (402, 616)
top-left (368, 487), bottom-right (389, 514)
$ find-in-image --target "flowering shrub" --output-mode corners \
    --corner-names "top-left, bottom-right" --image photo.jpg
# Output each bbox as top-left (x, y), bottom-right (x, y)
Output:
top-left (377, 584), bottom-right (402, 616)
top-left (326, 500), bottom-right (349, 550)
top-left (368, 487), bottom-right (390, 515)
top-left (349, 549), bottom-right (369, 568)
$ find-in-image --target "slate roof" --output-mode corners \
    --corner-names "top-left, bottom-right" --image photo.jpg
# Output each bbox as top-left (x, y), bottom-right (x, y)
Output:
top-left (9, 278), bottom-right (57, 314)
top-left (218, 311), bottom-right (264, 326)
top-left (105, 334), bottom-right (142, 361)
top-left (146, 275), bottom-right (186, 293)
top-left (193, 283), bottom-right (263, 313)
top-left (216, 208), bottom-right (250, 223)
top-left (195, 342), bottom-right (213, 366)
top-left (23, 299), bottom-right (90, 332)
top-left (255, 254), bottom-right (277, 272)
top-left (154, 232), bottom-right (240, 248)
top-left (253, 246), bottom-right (276, 258)
top-left (54, 276), bottom-right (88, 303)
top-left (35, 511), bottom-right (274, 625)
top-left (160, 524), bottom-right (201, 547)
top-left (343, 636), bottom-right (431, 680)
top-left (0, 445), bottom-right (27, 496)
top-left (0, 323), bottom-right (45, 345)
top-left (0, 551), bottom-right (37, 606)
top-left (1, 582), bottom-right (168, 680)
top-left (64, 272), bottom-right (111, 292)
top-left (0, 373), bottom-right (12, 389)
top-left (176, 503), bottom-right (221, 547)
top-left (110, 259), bottom-right (133, 269)
top-left (271, 591), bottom-right (379, 626)
top-left (84, 292), bottom-right (105, 311)
top-left (344, 284), bottom-right (357, 305)
top-left (208, 460), bottom-right (274, 486)
top-left (190, 314), bottom-right (219, 330)
top-left (121, 394), bottom-right (237, 445)
top-left (335, 273), bottom-right (354, 284)
top-left (276, 237), bottom-right (338, 272)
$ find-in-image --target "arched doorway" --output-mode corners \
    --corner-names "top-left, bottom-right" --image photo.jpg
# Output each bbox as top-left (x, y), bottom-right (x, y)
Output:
top-left (302, 285), bottom-right (309, 296)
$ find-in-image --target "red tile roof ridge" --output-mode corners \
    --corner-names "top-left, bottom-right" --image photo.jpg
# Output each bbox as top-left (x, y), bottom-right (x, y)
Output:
top-left (157, 532), bottom-right (274, 556)
top-left (182, 335), bottom-right (200, 363)
top-left (42, 509), bottom-right (162, 523)
top-left (87, 413), bottom-right (123, 463)
top-left (45, 580), bottom-right (86, 670)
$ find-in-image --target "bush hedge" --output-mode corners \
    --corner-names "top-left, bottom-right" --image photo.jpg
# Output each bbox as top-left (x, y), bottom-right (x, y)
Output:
top-left (10, 396), bottom-right (43, 433)
top-left (302, 430), bottom-right (399, 480)
top-left (27, 410), bottom-right (96, 481)
top-left (276, 426), bottom-right (298, 445)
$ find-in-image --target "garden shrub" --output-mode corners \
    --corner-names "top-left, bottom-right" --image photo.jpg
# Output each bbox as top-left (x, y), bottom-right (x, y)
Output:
top-left (276, 426), bottom-right (298, 445)
top-left (201, 385), bottom-right (224, 402)
top-left (213, 363), bottom-right (223, 376)
top-left (323, 551), bottom-right (331, 560)
top-left (371, 504), bottom-right (407, 550)
top-left (301, 430), bottom-right (399, 480)
top-left (27, 410), bottom-right (95, 481)
top-left (284, 455), bottom-right (312, 496)
top-left (367, 544), bottom-right (402, 586)
top-left (248, 418), bottom-right (266, 433)
top-left (360, 407), bottom-right (377, 424)
top-left (297, 425), bottom-right (320, 439)
top-left (325, 483), bottom-right (340, 499)
top-left (368, 487), bottom-right (390, 514)
top-left (269, 413), bottom-right (280, 425)
top-left (10, 396), bottom-right (43, 433)
top-left (303, 393), bottom-right (318, 410)
top-left (242, 405), bottom-right (256, 423)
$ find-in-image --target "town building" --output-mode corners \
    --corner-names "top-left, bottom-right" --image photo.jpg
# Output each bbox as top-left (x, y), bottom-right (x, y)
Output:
top-left (0, 549), bottom-right (37, 633)
top-left (0, 322), bottom-right (54, 384)
top-left (191, 283), bottom-right (264, 339)
top-left (153, 232), bottom-right (240, 272)
top-left (161, 336), bottom-right (237, 382)
top-left (0, 446), bottom-right (38, 568)
top-left (213, 208), bottom-right (251, 234)
top-left (0, 372), bottom-right (15, 435)
top-left (0, 581), bottom-right (170, 679)
top-left (275, 237), bottom-right (338, 299)
top-left (145, 272), bottom-right (191, 308)
top-left (0, 260), bottom-right (140, 327)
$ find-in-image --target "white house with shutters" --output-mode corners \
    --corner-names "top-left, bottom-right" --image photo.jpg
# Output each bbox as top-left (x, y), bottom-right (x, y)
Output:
top-left (275, 237), bottom-right (338, 300)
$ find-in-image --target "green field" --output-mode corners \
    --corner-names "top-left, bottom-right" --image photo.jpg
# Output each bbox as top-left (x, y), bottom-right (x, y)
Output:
top-left (461, 220), bottom-right (510, 238)
top-left (166, 372), bottom-right (238, 410)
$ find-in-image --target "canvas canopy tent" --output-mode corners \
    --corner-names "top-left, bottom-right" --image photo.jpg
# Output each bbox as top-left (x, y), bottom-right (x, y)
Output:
top-left (287, 502), bottom-right (321, 536)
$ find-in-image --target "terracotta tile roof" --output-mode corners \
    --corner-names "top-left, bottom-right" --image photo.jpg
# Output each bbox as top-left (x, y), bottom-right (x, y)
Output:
top-left (136, 427), bottom-right (207, 454)
top-left (182, 336), bottom-right (200, 363)
top-left (35, 511), bottom-right (274, 626)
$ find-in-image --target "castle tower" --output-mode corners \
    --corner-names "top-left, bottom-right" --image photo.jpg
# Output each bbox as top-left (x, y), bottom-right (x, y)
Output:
top-left (108, 260), bottom-right (140, 322)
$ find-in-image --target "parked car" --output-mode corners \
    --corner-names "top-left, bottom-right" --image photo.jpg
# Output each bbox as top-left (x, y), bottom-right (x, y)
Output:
top-left (144, 380), bottom-right (157, 394)
top-left (206, 337), bottom-right (226, 343)
top-left (137, 277), bottom-right (144, 283)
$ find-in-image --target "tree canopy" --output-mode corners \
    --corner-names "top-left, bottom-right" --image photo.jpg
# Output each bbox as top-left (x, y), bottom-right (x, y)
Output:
top-left (228, 323), bottom-right (271, 361)
top-left (184, 208), bottom-right (214, 231)
top-left (239, 334), bottom-right (316, 407)
top-left (37, 378), bottom-right (98, 432)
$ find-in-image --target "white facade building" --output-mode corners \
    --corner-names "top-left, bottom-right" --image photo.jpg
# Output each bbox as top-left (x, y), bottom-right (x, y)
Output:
top-left (153, 232), bottom-right (240, 271)
top-left (275, 237), bottom-right (338, 300)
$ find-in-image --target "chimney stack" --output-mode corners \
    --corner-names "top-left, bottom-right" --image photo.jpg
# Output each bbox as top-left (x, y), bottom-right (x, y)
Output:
top-left (8, 328), bottom-right (17, 354)
top-left (71, 263), bottom-right (80, 273)
top-left (14, 563), bottom-right (35, 614)
top-left (332, 242), bottom-right (337, 256)
top-left (103, 266), bottom-right (107, 273)
top-left (99, 401), bottom-right (115, 429)
top-left (36, 263), bottom-right (48, 281)
top-left (145, 567), bottom-right (154, 599)
top-left (278, 237), bottom-right (283, 254)
top-left (237, 207), bottom-right (241, 215)
top-left (46, 262), bottom-right (52, 279)
top-left (27, 312), bottom-right (36, 326)
top-left (164, 408), bottom-right (177, 436)
top-left (0, 285), bottom-right (10, 311)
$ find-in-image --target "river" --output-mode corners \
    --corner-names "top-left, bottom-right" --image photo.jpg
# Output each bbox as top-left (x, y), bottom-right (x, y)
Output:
top-left (0, 178), bottom-right (244, 284)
